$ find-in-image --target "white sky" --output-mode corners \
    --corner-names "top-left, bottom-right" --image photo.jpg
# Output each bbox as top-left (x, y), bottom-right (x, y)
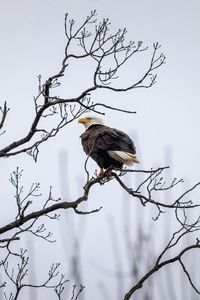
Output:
top-left (1, 1), bottom-right (200, 299)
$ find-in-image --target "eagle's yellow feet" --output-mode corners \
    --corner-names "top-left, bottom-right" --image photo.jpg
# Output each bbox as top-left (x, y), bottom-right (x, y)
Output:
top-left (98, 168), bottom-right (113, 177)
top-left (98, 168), bottom-right (105, 177)
top-left (104, 169), bottom-right (113, 177)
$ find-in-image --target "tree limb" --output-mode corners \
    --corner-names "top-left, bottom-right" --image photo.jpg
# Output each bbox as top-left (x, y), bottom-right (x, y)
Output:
top-left (124, 244), bottom-right (200, 300)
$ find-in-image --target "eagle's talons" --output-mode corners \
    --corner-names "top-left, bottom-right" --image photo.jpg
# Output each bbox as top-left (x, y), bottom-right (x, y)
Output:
top-left (104, 169), bottom-right (113, 177)
top-left (98, 168), bottom-right (113, 178)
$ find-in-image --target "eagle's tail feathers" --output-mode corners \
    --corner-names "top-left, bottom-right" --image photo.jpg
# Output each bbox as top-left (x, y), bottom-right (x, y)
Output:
top-left (108, 150), bottom-right (139, 165)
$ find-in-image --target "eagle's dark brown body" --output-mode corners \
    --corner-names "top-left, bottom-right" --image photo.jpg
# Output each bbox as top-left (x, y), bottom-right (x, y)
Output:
top-left (80, 124), bottom-right (137, 170)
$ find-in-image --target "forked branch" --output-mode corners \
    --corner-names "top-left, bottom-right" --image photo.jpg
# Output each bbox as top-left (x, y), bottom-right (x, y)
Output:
top-left (0, 167), bottom-right (199, 239)
top-left (124, 244), bottom-right (200, 300)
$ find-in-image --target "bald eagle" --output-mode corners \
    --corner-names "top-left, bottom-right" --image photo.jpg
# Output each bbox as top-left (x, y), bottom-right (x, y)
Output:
top-left (78, 116), bottom-right (139, 175)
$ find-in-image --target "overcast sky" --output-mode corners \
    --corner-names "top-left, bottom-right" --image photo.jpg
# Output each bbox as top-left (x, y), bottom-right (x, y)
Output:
top-left (1, 1), bottom-right (200, 299)
top-left (1, 0), bottom-right (200, 179)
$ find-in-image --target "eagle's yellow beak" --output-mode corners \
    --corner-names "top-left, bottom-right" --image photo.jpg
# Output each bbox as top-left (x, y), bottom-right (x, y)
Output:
top-left (78, 117), bottom-right (88, 124)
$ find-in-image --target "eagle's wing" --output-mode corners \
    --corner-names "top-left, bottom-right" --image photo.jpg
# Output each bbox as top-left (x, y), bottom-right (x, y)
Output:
top-left (95, 126), bottom-right (136, 153)
top-left (98, 127), bottom-right (139, 165)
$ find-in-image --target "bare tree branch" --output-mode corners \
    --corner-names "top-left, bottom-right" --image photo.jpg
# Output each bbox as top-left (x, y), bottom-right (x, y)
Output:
top-left (1, 167), bottom-right (200, 238)
top-left (124, 244), bottom-right (200, 300)
top-left (0, 11), bottom-right (165, 161)
top-left (0, 101), bottom-right (10, 134)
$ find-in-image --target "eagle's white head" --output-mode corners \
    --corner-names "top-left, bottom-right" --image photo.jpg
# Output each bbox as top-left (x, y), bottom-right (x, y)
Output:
top-left (78, 116), bottom-right (104, 130)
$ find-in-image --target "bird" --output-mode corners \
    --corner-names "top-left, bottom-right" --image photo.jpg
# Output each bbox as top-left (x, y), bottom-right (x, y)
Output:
top-left (78, 116), bottom-right (139, 176)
